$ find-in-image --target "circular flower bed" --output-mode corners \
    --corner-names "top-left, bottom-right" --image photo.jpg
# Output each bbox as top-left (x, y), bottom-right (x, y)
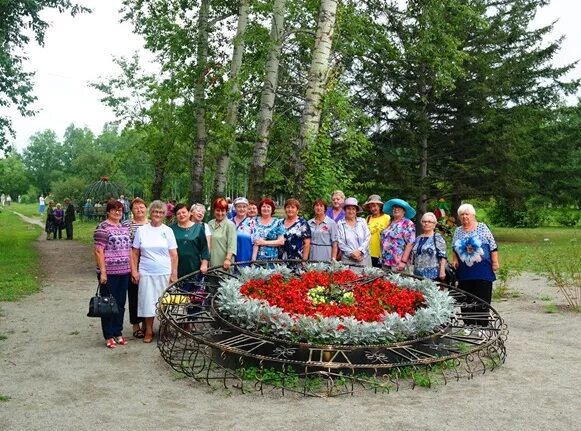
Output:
top-left (217, 263), bottom-right (455, 345)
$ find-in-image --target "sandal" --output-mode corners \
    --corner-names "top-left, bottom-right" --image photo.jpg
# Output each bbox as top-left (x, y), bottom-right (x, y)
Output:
top-left (115, 336), bottom-right (128, 345)
top-left (133, 329), bottom-right (145, 339)
top-left (106, 338), bottom-right (117, 349)
top-left (143, 333), bottom-right (154, 343)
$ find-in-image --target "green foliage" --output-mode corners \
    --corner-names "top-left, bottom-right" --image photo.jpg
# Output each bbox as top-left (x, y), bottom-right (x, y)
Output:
top-left (0, 210), bottom-right (41, 301)
top-left (544, 303), bottom-right (558, 314)
top-left (488, 199), bottom-right (546, 228)
top-left (0, 154), bottom-right (28, 196)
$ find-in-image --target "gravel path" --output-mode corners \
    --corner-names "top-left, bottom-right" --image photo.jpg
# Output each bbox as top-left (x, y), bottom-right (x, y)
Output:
top-left (0, 219), bottom-right (579, 430)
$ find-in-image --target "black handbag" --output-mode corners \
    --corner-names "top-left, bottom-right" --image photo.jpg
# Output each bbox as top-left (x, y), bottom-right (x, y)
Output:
top-left (87, 283), bottom-right (119, 318)
top-left (444, 263), bottom-right (457, 286)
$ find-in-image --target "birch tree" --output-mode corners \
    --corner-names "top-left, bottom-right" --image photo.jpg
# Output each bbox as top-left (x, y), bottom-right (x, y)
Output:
top-left (213, 0), bottom-right (250, 197)
top-left (248, 0), bottom-right (287, 200)
top-left (293, 0), bottom-right (338, 200)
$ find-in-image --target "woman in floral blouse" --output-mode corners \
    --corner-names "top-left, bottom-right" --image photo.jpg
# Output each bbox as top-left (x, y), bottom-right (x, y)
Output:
top-left (252, 198), bottom-right (285, 262)
top-left (380, 198), bottom-right (416, 271)
top-left (280, 198), bottom-right (311, 261)
top-left (452, 203), bottom-right (499, 327)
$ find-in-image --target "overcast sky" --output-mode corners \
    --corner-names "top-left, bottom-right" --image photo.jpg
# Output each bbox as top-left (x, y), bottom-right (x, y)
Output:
top-left (6, 0), bottom-right (581, 152)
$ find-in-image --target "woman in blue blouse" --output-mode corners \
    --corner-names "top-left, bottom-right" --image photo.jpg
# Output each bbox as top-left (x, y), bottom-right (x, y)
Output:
top-left (411, 212), bottom-right (447, 281)
top-left (452, 203), bottom-right (500, 327)
top-left (252, 198), bottom-right (285, 262)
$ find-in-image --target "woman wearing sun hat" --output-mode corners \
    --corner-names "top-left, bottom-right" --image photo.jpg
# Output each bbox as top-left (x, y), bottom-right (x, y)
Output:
top-left (363, 194), bottom-right (390, 268)
top-left (337, 197), bottom-right (371, 267)
top-left (380, 198), bottom-right (416, 271)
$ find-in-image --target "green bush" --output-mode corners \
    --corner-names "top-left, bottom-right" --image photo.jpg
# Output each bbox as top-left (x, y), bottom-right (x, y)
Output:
top-left (554, 210), bottom-right (580, 227)
top-left (488, 200), bottom-right (546, 227)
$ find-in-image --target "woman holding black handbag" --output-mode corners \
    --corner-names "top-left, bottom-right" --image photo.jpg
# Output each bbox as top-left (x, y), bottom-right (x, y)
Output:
top-left (411, 212), bottom-right (447, 281)
top-left (94, 200), bottom-right (132, 349)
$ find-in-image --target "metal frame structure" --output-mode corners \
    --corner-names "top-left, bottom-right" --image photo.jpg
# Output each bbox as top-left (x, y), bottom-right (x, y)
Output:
top-left (156, 261), bottom-right (508, 397)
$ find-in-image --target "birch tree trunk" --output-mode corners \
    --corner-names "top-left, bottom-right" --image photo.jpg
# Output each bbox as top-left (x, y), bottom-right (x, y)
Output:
top-left (293, 0), bottom-right (338, 198)
top-left (213, 0), bottom-right (250, 197)
top-left (248, 0), bottom-right (287, 201)
top-left (189, 0), bottom-right (210, 204)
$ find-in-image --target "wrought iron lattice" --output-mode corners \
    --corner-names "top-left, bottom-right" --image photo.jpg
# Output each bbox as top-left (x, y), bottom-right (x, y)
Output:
top-left (156, 261), bottom-right (508, 397)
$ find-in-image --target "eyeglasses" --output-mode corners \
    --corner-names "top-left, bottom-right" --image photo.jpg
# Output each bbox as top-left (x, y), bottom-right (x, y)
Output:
top-left (150, 210), bottom-right (164, 215)
top-left (421, 220), bottom-right (436, 224)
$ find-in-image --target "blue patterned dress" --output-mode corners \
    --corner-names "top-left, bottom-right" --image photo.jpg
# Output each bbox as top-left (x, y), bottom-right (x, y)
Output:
top-left (280, 217), bottom-right (312, 259)
top-left (253, 218), bottom-right (285, 260)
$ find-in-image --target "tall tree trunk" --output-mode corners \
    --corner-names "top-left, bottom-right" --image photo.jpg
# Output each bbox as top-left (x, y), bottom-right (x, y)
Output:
top-left (294, 0), bottom-right (338, 200)
top-left (417, 66), bottom-right (429, 221)
top-left (151, 161), bottom-right (165, 200)
top-left (189, 0), bottom-right (210, 204)
top-left (213, 0), bottom-right (250, 198)
top-left (248, 0), bottom-right (286, 201)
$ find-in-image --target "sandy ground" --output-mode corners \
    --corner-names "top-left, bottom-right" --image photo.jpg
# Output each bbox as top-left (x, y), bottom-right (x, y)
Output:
top-left (0, 216), bottom-right (580, 430)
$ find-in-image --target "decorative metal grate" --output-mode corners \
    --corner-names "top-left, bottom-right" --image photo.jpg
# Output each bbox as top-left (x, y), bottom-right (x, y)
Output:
top-left (156, 261), bottom-right (508, 397)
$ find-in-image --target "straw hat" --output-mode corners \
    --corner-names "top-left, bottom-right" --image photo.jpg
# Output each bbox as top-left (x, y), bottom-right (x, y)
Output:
top-left (342, 197), bottom-right (363, 212)
top-left (363, 194), bottom-right (384, 211)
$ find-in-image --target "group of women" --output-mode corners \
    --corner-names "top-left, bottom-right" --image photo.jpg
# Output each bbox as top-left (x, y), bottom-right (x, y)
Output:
top-left (44, 201), bottom-right (65, 239)
top-left (94, 192), bottom-right (500, 348)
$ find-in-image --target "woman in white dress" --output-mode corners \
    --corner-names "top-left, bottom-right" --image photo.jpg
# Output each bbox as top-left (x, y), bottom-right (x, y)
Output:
top-left (130, 200), bottom-right (178, 343)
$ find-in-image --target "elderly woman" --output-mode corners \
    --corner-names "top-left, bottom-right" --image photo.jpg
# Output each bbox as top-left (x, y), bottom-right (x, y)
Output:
top-left (94, 200), bottom-right (131, 348)
top-left (232, 197), bottom-right (256, 264)
top-left (252, 198), bottom-right (285, 262)
top-left (308, 198), bottom-right (338, 261)
top-left (380, 198), bottom-right (416, 272)
top-left (53, 203), bottom-right (65, 239)
top-left (131, 200), bottom-right (178, 343)
top-left (411, 212), bottom-right (447, 281)
top-left (337, 198), bottom-right (371, 267)
top-left (452, 203), bottom-right (499, 327)
top-left (190, 203), bottom-right (212, 251)
top-left (171, 203), bottom-right (209, 279)
top-left (326, 190), bottom-right (346, 222)
top-left (208, 198), bottom-right (237, 271)
top-left (122, 197), bottom-right (148, 338)
top-left (280, 198), bottom-right (311, 261)
top-left (363, 194), bottom-right (390, 268)
top-left (247, 200), bottom-right (259, 218)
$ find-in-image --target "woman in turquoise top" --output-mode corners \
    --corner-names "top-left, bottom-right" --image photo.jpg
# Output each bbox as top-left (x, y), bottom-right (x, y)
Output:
top-left (252, 198), bottom-right (285, 261)
top-left (232, 197), bottom-right (256, 264)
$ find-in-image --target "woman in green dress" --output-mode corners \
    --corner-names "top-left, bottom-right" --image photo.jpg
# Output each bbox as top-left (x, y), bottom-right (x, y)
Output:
top-left (170, 203), bottom-right (210, 284)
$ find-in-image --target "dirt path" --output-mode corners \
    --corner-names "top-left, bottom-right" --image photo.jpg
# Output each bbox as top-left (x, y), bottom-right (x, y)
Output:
top-left (0, 222), bottom-right (580, 430)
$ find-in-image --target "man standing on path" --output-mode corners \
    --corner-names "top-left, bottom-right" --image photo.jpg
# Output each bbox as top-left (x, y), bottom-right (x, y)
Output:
top-left (64, 198), bottom-right (76, 240)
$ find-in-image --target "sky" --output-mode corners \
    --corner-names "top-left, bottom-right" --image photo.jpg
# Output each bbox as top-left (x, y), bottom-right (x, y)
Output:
top-left (5, 0), bottom-right (581, 153)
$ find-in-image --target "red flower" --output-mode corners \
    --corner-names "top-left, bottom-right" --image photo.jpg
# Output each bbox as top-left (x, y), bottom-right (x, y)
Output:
top-left (239, 270), bottom-right (425, 322)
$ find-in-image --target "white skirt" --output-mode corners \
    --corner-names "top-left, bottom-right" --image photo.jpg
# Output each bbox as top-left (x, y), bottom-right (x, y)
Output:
top-left (138, 274), bottom-right (170, 318)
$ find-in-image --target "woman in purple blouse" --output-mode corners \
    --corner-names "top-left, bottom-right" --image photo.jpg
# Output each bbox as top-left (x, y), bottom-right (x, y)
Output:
top-left (94, 200), bottom-right (132, 349)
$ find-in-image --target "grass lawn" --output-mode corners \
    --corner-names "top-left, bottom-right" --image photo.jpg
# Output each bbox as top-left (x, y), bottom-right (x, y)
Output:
top-left (492, 226), bottom-right (579, 273)
top-left (0, 208), bottom-right (42, 301)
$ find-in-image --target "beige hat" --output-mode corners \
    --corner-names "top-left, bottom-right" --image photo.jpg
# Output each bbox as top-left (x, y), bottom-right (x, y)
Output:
top-left (363, 194), bottom-right (383, 211)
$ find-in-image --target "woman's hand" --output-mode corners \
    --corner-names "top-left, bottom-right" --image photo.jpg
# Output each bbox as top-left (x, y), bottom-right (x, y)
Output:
top-left (200, 261), bottom-right (208, 274)
top-left (397, 261), bottom-right (406, 271)
top-left (169, 272), bottom-right (178, 284)
top-left (492, 261), bottom-right (499, 272)
top-left (99, 272), bottom-right (107, 285)
top-left (223, 258), bottom-right (231, 271)
top-left (438, 271), bottom-right (446, 281)
top-left (254, 238), bottom-right (266, 246)
top-left (350, 250), bottom-right (363, 261)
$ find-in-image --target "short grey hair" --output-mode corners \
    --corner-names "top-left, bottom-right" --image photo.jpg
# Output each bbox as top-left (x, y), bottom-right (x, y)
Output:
top-left (190, 203), bottom-right (206, 213)
top-left (457, 203), bottom-right (476, 217)
top-left (421, 211), bottom-right (437, 223)
top-left (331, 190), bottom-right (345, 200)
top-left (148, 200), bottom-right (166, 214)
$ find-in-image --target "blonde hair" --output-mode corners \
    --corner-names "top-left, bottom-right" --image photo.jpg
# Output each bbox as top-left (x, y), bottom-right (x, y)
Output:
top-left (331, 190), bottom-right (345, 200)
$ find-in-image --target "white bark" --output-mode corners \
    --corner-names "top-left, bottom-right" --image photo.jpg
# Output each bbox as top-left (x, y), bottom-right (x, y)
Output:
top-left (248, 0), bottom-right (286, 200)
top-left (190, 0), bottom-right (210, 204)
top-left (214, 0), bottom-right (250, 197)
top-left (294, 0), bottom-right (338, 195)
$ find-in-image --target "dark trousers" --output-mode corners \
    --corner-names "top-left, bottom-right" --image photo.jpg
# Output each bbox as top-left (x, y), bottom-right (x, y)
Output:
top-left (98, 274), bottom-right (129, 339)
top-left (458, 279), bottom-right (492, 327)
top-left (371, 257), bottom-right (381, 268)
top-left (127, 280), bottom-right (143, 325)
top-left (65, 221), bottom-right (73, 239)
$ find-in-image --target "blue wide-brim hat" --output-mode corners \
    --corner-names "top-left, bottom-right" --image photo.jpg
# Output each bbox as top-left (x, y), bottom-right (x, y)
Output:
top-left (383, 198), bottom-right (416, 219)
